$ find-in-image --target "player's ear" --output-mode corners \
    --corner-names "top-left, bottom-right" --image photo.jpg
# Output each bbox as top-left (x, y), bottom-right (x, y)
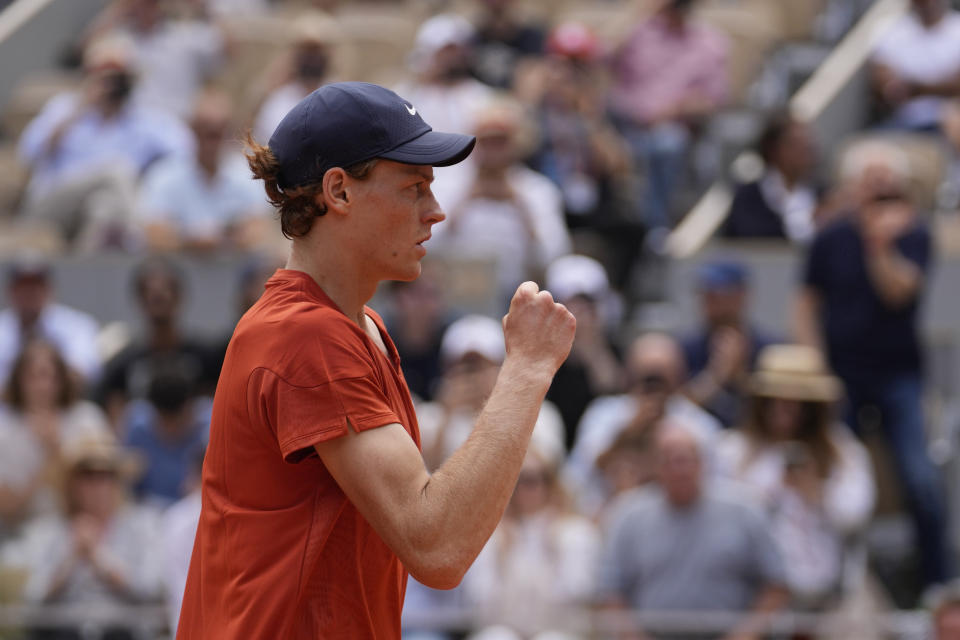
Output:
top-left (322, 168), bottom-right (349, 214)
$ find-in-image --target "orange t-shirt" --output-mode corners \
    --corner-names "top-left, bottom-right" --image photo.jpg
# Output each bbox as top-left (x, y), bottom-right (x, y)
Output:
top-left (176, 270), bottom-right (421, 640)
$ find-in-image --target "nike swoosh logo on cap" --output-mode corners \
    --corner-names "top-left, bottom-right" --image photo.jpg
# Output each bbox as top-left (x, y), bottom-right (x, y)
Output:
top-left (405, 104), bottom-right (417, 115)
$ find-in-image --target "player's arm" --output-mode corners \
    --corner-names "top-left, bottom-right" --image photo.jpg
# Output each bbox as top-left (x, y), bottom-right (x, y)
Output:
top-left (315, 282), bottom-right (575, 589)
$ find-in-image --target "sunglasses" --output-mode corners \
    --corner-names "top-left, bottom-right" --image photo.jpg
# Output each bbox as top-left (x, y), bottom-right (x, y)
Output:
top-left (867, 191), bottom-right (907, 204)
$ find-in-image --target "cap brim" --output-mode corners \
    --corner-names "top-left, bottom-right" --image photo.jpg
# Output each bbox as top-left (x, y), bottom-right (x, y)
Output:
top-left (380, 130), bottom-right (476, 167)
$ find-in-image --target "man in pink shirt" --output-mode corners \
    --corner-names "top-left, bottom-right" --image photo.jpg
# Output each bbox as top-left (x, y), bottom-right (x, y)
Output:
top-left (610, 0), bottom-right (728, 232)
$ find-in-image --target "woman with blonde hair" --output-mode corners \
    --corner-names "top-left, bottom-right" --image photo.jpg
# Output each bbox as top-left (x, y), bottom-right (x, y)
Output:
top-left (717, 344), bottom-right (875, 607)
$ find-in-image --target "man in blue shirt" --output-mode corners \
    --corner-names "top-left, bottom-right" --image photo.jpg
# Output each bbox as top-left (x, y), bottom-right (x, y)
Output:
top-left (795, 144), bottom-right (950, 592)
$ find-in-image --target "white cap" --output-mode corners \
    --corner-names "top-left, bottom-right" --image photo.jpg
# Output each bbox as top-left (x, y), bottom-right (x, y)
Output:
top-left (545, 254), bottom-right (609, 302)
top-left (412, 14), bottom-right (474, 60)
top-left (440, 314), bottom-right (505, 365)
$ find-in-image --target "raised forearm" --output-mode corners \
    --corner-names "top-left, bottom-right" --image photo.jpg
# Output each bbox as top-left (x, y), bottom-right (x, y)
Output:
top-left (411, 358), bottom-right (552, 585)
top-left (865, 245), bottom-right (921, 308)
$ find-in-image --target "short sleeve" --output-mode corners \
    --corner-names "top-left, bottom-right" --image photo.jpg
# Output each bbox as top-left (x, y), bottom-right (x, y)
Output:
top-left (268, 373), bottom-right (401, 463)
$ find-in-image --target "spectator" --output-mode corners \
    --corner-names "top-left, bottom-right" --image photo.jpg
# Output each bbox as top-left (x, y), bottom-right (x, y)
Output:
top-left (384, 266), bottom-right (449, 402)
top-left (794, 140), bottom-right (951, 591)
top-left (431, 99), bottom-right (571, 299)
top-left (870, 0), bottom-right (960, 131)
top-left (609, 0), bottom-right (728, 231)
top-left (122, 367), bottom-right (209, 506)
top-left (396, 14), bottom-right (495, 139)
top-left (137, 90), bottom-right (268, 252)
top-left (86, 0), bottom-right (225, 118)
top-left (416, 314), bottom-right (565, 472)
top-left (97, 258), bottom-right (220, 429)
top-left (722, 113), bottom-right (821, 242)
top-left (681, 259), bottom-right (777, 428)
top-left (159, 445), bottom-right (204, 634)
top-left (461, 446), bottom-right (600, 639)
top-left (251, 11), bottom-right (339, 143)
top-left (717, 344), bottom-right (876, 607)
top-left (566, 332), bottom-right (721, 516)
top-left (0, 340), bottom-right (111, 540)
top-left (0, 255), bottom-right (101, 387)
top-left (3, 435), bottom-right (162, 640)
top-left (526, 23), bottom-right (641, 289)
top-left (17, 36), bottom-right (193, 251)
top-left (598, 423), bottom-right (789, 638)
top-left (470, 0), bottom-right (546, 89)
top-left (544, 255), bottom-right (624, 450)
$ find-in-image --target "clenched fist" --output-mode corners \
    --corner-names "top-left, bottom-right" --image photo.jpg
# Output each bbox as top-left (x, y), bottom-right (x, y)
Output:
top-left (502, 281), bottom-right (576, 379)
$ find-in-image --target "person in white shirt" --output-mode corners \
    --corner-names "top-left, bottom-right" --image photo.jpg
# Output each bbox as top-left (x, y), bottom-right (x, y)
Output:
top-left (138, 90), bottom-right (268, 251)
top-left (871, 0), bottom-right (960, 131)
top-left (716, 345), bottom-right (876, 607)
top-left (17, 36), bottom-right (193, 251)
top-left (565, 332), bottom-right (721, 517)
top-left (430, 99), bottom-right (572, 299)
top-left (0, 257), bottom-right (101, 386)
top-left (86, 0), bottom-right (225, 118)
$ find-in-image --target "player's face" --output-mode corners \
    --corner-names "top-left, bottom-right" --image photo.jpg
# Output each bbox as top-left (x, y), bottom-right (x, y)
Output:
top-left (348, 160), bottom-right (445, 282)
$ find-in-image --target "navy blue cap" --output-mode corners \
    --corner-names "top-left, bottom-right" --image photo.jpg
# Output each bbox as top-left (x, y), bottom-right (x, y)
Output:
top-left (268, 81), bottom-right (476, 190)
top-left (697, 260), bottom-right (748, 290)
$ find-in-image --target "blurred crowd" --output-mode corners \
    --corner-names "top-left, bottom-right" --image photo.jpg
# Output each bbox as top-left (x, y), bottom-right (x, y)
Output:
top-left (0, 0), bottom-right (959, 638)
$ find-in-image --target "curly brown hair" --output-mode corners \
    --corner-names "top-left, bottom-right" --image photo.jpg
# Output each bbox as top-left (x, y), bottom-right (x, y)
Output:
top-left (244, 133), bottom-right (378, 239)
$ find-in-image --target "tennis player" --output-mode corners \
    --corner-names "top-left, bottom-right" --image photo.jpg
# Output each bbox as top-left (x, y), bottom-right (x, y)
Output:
top-left (175, 82), bottom-right (576, 639)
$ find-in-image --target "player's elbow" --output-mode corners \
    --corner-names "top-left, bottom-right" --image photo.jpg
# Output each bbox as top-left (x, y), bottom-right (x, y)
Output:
top-left (408, 563), bottom-right (466, 590)
top-left (404, 547), bottom-right (471, 590)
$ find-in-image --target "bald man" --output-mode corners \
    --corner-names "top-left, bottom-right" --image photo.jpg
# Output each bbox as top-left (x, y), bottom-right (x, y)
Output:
top-left (598, 423), bottom-right (789, 638)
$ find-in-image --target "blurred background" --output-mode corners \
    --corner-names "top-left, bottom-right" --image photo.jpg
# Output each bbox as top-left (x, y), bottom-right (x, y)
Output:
top-left (0, 0), bottom-right (960, 638)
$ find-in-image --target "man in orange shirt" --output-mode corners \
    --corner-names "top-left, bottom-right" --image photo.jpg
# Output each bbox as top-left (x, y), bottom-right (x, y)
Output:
top-left (176, 82), bottom-right (576, 639)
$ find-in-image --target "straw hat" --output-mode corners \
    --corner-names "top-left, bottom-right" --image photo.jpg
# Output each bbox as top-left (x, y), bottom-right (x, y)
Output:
top-left (61, 435), bottom-right (143, 480)
top-left (749, 345), bottom-right (843, 403)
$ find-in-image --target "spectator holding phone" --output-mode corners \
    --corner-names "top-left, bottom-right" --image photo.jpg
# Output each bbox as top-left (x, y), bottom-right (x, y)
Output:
top-left (566, 332), bottom-right (720, 516)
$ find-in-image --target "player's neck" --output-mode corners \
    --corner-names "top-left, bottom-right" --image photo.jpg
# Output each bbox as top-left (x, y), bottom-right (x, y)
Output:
top-left (287, 241), bottom-right (377, 327)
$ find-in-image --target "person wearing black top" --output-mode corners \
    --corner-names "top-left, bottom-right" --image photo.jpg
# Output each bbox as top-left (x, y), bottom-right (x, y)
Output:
top-left (795, 148), bottom-right (951, 591)
top-left (97, 257), bottom-right (220, 428)
top-left (722, 113), bottom-right (820, 243)
top-left (681, 260), bottom-right (777, 428)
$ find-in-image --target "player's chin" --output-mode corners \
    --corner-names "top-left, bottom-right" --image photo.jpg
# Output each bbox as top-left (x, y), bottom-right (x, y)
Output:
top-left (390, 261), bottom-right (423, 282)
